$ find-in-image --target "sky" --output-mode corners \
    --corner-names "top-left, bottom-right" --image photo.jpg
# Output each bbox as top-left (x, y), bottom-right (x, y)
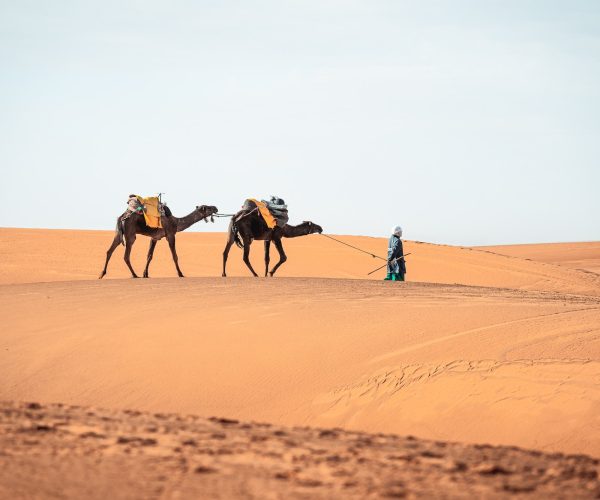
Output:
top-left (1, 0), bottom-right (599, 245)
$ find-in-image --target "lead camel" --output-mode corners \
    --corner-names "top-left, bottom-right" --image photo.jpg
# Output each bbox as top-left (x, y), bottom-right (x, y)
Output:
top-left (100, 204), bottom-right (218, 279)
top-left (222, 208), bottom-right (323, 277)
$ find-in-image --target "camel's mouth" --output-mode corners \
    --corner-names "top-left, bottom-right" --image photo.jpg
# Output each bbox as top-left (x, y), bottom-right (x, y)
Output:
top-left (198, 205), bottom-right (218, 223)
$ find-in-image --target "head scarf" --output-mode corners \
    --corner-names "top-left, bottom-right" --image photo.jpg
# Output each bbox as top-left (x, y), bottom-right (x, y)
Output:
top-left (391, 225), bottom-right (403, 237)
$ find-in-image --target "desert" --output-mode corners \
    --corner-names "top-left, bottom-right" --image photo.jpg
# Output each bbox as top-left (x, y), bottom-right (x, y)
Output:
top-left (1, 227), bottom-right (599, 498)
top-left (2, 3), bottom-right (599, 497)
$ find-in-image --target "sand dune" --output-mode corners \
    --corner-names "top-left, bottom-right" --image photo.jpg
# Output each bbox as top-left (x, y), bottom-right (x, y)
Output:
top-left (1, 227), bottom-right (599, 469)
top-left (1, 278), bottom-right (599, 455)
top-left (1, 228), bottom-right (599, 296)
top-left (479, 242), bottom-right (600, 275)
top-left (2, 401), bottom-right (599, 499)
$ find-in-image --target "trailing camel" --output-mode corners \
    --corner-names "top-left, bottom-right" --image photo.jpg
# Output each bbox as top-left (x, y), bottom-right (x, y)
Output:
top-left (99, 204), bottom-right (218, 279)
top-left (222, 207), bottom-right (323, 277)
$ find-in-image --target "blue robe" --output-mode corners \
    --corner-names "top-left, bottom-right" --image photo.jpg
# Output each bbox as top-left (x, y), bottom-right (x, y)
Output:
top-left (387, 235), bottom-right (406, 275)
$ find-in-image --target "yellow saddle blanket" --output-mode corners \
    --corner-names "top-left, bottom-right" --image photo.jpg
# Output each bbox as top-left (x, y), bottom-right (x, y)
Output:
top-left (137, 196), bottom-right (162, 228)
top-left (248, 198), bottom-right (276, 229)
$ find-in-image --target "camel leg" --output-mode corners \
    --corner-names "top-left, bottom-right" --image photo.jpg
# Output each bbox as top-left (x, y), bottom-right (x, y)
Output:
top-left (99, 233), bottom-right (121, 279)
top-left (222, 232), bottom-right (235, 277)
top-left (167, 234), bottom-right (184, 278)
top-left (143, 239), bottom-right (158, 278)
top-left (264, 240), bottom-right (271, 277)
top-left (242, 238), bottom-right (258, 277)
top-left (269, 238), bottom-right (287, 277)
top-left (124, 234), bottom-right (139, 278)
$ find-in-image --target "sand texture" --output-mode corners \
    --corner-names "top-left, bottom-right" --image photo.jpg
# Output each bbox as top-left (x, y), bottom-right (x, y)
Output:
top-left (2, 401), bottom-right (599, 499)
top-left (479, 242), bottom-right (600, 275)
top-left (1, 228), bottom-right (599, 497)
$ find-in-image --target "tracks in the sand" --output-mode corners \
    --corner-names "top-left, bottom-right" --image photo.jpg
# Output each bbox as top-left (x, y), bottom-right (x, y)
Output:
top-left (369, 306), bottom-right (600, 363)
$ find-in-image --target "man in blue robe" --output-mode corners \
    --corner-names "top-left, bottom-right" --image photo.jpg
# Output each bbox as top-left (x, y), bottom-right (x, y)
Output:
top-left (385, 225), bottom-right (406, 281)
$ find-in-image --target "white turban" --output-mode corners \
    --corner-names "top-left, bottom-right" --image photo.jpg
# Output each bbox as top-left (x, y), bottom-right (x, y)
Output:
top-left (392, 225), bottom-right (403, 237)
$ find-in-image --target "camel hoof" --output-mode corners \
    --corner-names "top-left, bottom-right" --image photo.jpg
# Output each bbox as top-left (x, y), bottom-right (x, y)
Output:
top-left (131, 275), bottom-right (139, 279)
top-left (222, 273), bottom-right (227, 278)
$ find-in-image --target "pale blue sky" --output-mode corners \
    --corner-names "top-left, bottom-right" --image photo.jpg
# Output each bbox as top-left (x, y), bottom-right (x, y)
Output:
top-left (1, 1), bottom-right (599, 245)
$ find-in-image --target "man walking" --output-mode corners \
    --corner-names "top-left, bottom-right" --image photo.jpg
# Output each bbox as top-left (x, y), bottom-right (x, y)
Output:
top-left (385, 225), bottom-right (406, 281)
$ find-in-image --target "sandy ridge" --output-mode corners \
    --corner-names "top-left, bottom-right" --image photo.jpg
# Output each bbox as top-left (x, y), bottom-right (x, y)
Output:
top-left (478, 242), bottom-right (600, 275)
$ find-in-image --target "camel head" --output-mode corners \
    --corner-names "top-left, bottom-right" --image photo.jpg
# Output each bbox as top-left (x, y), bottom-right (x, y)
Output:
top-left (196, 205), bottom-right (218, 223)
top-left (301, 221), bottom-right (323, 234)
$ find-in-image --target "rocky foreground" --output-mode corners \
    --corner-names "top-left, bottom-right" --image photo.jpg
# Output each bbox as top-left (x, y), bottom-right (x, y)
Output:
top-left (0, 402), bottom-right (598, 499)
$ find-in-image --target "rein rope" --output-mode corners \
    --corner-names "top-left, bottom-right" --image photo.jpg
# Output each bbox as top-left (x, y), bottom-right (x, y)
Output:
top-left (319, 233), bottom-right (412, 276)
top-left (319, 233), bottom-right (386, 261)
top-left (214, 207), bottom-right (258, 221)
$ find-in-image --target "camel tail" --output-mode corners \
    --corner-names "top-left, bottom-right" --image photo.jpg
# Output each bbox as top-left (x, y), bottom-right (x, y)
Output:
top-left (116, 220), bottom-right (125, 246)
top-left (233, 224), bottom-right (244, 249)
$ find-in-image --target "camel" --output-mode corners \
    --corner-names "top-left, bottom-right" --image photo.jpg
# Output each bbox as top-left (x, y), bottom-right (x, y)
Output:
top-left (99, 204), bottom-right (218, 279)
top-left (222, 207), bottom-right (323, 277)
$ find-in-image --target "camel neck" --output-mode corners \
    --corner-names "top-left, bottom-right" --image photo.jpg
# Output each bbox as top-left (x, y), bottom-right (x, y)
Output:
top-left (176, 211), bottom-right (204, 232)
top-left (282, 224), bottom-right (310, 238)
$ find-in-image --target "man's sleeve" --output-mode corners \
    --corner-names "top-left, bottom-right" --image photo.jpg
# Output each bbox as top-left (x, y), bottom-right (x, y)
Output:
top-left (390, 238), bottom-right (401, 260)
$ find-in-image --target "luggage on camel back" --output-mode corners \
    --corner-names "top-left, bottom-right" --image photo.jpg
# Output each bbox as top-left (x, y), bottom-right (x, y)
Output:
top-left (127, 195), bottom-right (163, 228)
top-left (139, 196), bottom-right (162, 228)
top-left (243, 196), bottom-right (289, 228)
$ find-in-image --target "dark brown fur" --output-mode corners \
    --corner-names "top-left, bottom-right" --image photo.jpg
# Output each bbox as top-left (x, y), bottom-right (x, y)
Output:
top-left (99, 204), bottom-right (218, 279)
top-left (222, 210), bottom-right (323, 277)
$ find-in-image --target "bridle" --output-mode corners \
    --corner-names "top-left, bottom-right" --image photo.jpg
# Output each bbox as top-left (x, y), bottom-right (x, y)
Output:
top-left (197, 205), bottom-right (217, 223)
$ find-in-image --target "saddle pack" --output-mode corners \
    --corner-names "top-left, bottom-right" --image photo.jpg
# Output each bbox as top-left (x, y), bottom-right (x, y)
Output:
top-left (123, 195), bottom-right (165, 228)
top-left (242, 197), bottom-right (289, 228)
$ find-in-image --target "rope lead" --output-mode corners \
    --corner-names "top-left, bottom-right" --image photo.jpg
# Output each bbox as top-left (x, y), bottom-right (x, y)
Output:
top-left (319, 233), bottom-right (387, 261)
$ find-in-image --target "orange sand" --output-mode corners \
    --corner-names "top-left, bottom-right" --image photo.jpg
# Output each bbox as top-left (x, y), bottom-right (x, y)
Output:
top-left (479, 242), bottom-right (600, 275)
top-left (1, 228), bottom-right (599, 457)
top-left (1, 228), bottom-right (599, 295)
